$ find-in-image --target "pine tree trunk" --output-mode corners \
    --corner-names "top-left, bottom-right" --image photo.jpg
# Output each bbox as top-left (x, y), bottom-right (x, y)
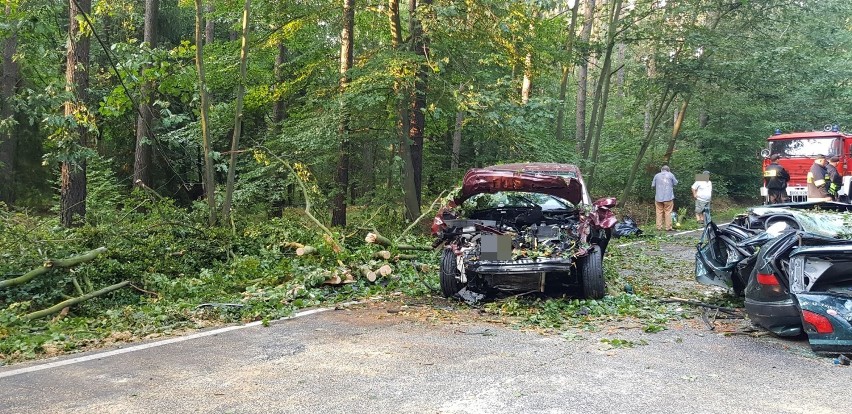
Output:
top-left (331, 0), bottom-right (354, 227)
top-left (133, 0), bottom-right (159, 189)
top-left (60, 0), bottom-right (91, 228)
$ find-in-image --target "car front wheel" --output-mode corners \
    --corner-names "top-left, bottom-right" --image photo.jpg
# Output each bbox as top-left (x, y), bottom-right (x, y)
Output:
top-left (580, 245), bottom-right (606, 299)
top-left (440, 248), bottom-right (465, 297)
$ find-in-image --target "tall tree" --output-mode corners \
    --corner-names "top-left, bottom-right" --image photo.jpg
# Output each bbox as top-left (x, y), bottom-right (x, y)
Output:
top-left (408, 0), bottom-right (430, 206)
top-left (0, 2), bottom-right (19, 206)
top-left (585, 0), bottom-right (622, 185)
top-left (132, 0), bottom-right (159, 189)
top-left (575, 0), bottom-right (595, 154)
top-left (222, 0), bottom-right (251, 222)
top-left (331, 0), bottom-right (354, 227)
top-left (60, 0), bottom-right (92, 228)
top-left (195, 0), bottom-right (216, 226)
top-left (554, 1), bottom-right (579, 142)
top-left (390, 0), bottom-right (420, 221)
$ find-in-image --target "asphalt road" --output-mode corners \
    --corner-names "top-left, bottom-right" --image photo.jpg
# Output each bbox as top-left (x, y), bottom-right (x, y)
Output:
top-left (1, 298), bottom-right (850, 414)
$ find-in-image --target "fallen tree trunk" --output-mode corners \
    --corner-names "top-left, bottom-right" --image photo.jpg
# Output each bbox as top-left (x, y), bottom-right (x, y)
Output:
top-left (0, 247), bottom-right (108, 289)
top-left (23, 280), bottom-right (129, 321)
top-left (365, 232), bottom-right (429, 251)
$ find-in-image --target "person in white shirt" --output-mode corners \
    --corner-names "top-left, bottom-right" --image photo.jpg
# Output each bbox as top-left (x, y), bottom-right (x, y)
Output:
top-left (691, 171), bottom-right (712, 224)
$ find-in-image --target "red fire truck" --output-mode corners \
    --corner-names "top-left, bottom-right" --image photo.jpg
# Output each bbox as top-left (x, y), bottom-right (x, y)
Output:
top-left (761, 125), bottom-right (852, 203)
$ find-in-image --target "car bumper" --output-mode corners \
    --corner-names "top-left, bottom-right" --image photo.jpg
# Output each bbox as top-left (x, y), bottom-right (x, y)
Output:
top-left (744, 297), bottom-right (802, 337)
top-left (466, 258), bottom-right (576, 275)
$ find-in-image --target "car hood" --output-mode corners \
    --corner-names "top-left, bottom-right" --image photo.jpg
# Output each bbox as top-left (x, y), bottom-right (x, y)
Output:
top-left (455, 169), bottom-right (584, 205)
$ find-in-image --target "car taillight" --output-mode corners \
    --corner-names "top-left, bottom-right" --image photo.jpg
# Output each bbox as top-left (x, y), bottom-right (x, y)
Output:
top-left (756, 272), bottom-right (780, 286)
top-left (802, 310), bottom-right (834, 334)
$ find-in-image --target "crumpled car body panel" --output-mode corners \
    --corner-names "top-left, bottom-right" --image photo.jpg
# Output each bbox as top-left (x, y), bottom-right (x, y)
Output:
top-left (695, 202), bottom-right (852, 352)
top-left (456, 168), bottom-right (584, 205)
top-left (435, 164), bottom-right (615, 299)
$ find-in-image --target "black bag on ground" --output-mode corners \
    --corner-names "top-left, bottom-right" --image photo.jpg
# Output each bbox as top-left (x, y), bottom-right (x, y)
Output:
top-left (613, 216), bottom-right (643, 238)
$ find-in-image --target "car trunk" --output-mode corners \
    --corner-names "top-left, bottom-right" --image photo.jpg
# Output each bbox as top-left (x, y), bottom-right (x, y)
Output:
top-left (789, 245), bottom-right (852, 353)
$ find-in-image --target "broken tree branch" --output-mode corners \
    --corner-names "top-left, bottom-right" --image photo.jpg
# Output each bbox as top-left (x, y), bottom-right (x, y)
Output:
top-left (366, 231), bottom-right (430, 251)
top-left (23, 281), bottom-right (130, 321)
top-left (0, 247), bottom-right (108, 289)
top-left (396, 190), bottom-right (447, 243)
top-left (257, 146), bottom-right (342, 252)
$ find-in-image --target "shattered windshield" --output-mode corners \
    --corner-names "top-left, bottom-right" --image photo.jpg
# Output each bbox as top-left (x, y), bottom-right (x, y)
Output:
top-left (752, 207), bottom-right (852, 238)
top-left (769, 138), bottom-right (840, 158)
top-left (462, 192), bottom-right (573, 212)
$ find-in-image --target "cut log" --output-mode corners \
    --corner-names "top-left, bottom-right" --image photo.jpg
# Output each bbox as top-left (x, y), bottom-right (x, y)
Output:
top-left (356, 265), bottom-right (377, 282)
top-left (365, 232), bottom-right (392, 247)
top-left (281, 241), bottom-right (305, 250)
top-left (372, 250), bottom-right (392, 260)
top-left (296, 245), bottom-right (317, 256)
top-left (0, 247), bottom-right (108, 289)
top-left (378, 264), bottom-right (393, 277)
top-left (323, 274), bottom-right (342, 285)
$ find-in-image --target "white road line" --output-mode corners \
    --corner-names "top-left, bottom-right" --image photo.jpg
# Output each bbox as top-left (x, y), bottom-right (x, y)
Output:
top-left (614, 223), bottom-right (728, 248)
top-left (0, 305), bottom-right (344, 379)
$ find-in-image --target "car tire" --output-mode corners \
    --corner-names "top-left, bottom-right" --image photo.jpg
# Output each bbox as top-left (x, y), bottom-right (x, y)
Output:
top-left (440, 248), bottom-right (464, 297)
top-left (580, 245), bottom-right (606, 299)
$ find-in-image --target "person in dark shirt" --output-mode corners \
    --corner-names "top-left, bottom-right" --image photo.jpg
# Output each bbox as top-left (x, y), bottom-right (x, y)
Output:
top-left (764, 154), bottom-right (790, 204)
top-left (807, 154), bottom-right (831, 202)
top-left (827, 156), bottom-right (843, 201)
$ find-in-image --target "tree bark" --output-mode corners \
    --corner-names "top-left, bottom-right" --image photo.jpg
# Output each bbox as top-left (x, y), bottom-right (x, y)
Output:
top-left (272, 42), bottom-right (288, 134)
top-left (408, 0), bottom-right (431, 206)
top-left (389, 0), bottom-right (420, 221)
top-left (555, 2), bottom-right (579, 142)
top-left (132, 0), bottom-right (159, 189)
top-left (662, 95), bottom-right (690, 165)
top-left (575, 0), bottom-right (595, 154)
top-left (331, 0), bottom-right (354, 227)
top-left (451, 84), bottom-right (464, 170)
top-left (60, 0), bottom-right (91, 228)
top-left (205, 2), bottom-right (214, 44)
top-left (222, 0), bottom-right (251, 222)
top-left (0, 2), bottom-right (18, 206)
top-left (585, 0), bottom-right (622, 184)
top-left (195, 0), bottom-right (216, 226)
top-left (521, 52), bottom-right (532, 104)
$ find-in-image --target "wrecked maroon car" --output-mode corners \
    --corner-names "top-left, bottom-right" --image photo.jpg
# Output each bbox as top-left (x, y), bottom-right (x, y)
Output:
top-left (432, 164), bottom-right (617, 300)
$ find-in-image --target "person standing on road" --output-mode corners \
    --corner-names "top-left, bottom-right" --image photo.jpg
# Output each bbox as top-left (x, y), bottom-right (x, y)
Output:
top-left (652, 165), bottom-right (678, 231)
top-left (807, 154), bottom-right (831, 202)
top-left (691, 171), bottom-right (712, 225)
top-left (764, 154), bottom-right (790, 204)
top-left (827, 156), bottom-right (842, 201)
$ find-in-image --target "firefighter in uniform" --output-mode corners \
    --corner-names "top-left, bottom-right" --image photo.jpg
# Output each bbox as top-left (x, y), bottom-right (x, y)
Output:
top-left (764, 154), bottom-right (790, 204)
top-left (807, 154), bottom-right (831, 202)
top-left (827, 156), bottom-right (843, 201)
